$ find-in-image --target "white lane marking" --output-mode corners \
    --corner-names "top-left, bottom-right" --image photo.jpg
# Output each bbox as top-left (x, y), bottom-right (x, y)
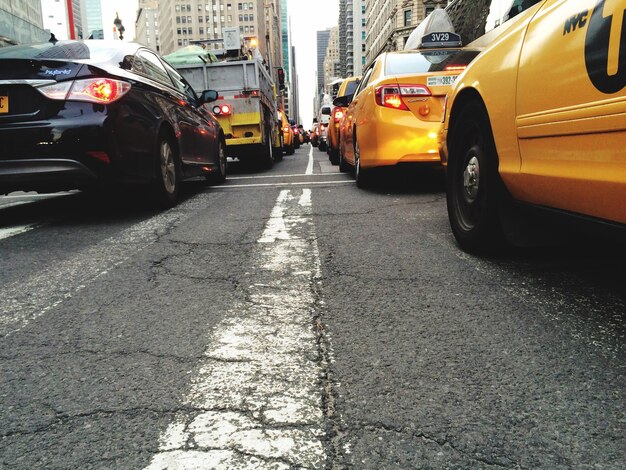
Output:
top-left (219, 180), bottom-right (351, 189)
top-left (145, 188), bottom-right (326, 469)
top-left (306, 145), bottom-right (314, 175)
top-left (0, 224), bottom-right (39, 241)
top-left (228, 173), bottom-right (340, 180)
top-left (0, 199), bottom-right (197, 337)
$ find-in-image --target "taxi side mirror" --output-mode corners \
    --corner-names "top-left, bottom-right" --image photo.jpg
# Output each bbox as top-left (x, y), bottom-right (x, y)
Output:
top-left (333, 94), bottom-right (353, 107)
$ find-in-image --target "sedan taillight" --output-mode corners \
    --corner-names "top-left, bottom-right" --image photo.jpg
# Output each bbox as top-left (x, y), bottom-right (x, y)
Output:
top-left (37, 78), bottom-right (131, 104)
top-left (374, 85), bottom-right (431, 111)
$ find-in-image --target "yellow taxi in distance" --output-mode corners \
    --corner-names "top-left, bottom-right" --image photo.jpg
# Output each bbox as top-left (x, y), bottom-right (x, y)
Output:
top-left (441, 0), bottom-right (626, 253)
top-left (328, 76), bottom-right (361, 165)
top-left (278, 109), bottom-right (295, 156)
top-left (337, 36), bottom-right (480, 187)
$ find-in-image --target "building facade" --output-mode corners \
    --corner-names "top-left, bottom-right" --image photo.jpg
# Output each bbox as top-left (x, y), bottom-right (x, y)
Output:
top-left (83, 0), bottom-right (103, 39)
top-left (41, 0), bottom-right (70, 39)
top-left (337, 0), bottom-right (367, 78)
top-left (323, 26), bottom-right (339, 95)
top-left (0, 0), bottom-right (47, 44)
top-left (136, 1), bottom-right (160, 52)
top-left (315, 28), bottom-right (330, 98)
top-left (365, 0), bottom-right (446, 66)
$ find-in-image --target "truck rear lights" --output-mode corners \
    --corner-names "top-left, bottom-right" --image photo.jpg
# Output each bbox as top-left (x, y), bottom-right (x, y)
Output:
top-left (375, 85), bottom-right (431, 110)
top-left (212, 104), bottom-right (232, 115)
top-left (37, 78), bottom-right (131, 103)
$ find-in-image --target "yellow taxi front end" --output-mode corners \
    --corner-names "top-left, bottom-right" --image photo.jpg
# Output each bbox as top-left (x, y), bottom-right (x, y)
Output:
top-left (439, 0), bottom-right (626, 253)
top-left (358, 49), bottom-right (481, 170)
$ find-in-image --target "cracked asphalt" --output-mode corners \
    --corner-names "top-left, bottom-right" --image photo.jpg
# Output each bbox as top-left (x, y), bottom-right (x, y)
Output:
top-left (0, 145), bottom-right (624, 469)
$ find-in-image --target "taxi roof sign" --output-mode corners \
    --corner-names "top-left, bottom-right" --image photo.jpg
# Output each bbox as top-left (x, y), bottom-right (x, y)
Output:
top-left (421, 32), bottom-right (462, 48)
top-left (404, 8), bottom-right (460, 50)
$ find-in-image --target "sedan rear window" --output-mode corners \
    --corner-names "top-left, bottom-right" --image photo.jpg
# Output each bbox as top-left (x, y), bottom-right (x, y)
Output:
top-left (0, 41), bottom-right (118, 62)
top-left (385, 49), bottom-right (481, 75)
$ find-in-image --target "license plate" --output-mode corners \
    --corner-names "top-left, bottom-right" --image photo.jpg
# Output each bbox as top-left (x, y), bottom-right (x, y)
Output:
top-left (427, 75), bottom-right (458, 87)
top-left (0, 95), bottom-right (7, 114)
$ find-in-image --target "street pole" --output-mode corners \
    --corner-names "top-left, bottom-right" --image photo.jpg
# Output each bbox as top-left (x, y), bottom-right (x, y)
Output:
top-left (66, 0), bottom-right (76, 39)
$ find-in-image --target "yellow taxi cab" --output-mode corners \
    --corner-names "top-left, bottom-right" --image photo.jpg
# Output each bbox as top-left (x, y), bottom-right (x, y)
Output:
top-left (278, 109), bottom-right (295, 155)
top-left (328, 76), bottom-right (361, 165)
top-left (441, 0), bottom-right (626, 253)
top-left (337, 33), bottom-right (480, 187)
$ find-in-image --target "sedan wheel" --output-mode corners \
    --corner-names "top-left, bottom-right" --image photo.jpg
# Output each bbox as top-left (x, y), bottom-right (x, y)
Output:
top-left (154, 137), bottom-right (179, 207)
top-left (206, 139), bottom-right (227, 185)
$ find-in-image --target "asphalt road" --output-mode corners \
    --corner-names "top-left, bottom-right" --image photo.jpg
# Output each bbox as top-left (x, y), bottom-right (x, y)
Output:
top-left (0, 144), bottom-right (624, 469)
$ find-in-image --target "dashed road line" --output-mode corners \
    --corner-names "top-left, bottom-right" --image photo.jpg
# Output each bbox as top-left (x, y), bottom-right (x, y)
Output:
top-left (145, 188), bottom-right (327, 469)
top-left (306, 145), bottom-right (314, 175)
top-left (0, 224), bottom-right (40, 241)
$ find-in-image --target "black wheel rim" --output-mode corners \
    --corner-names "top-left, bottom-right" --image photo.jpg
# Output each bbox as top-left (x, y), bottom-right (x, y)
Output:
top-left (160, 140), bottom-right (176, 195)
top-left (453, 120), bottom-right (485, 231)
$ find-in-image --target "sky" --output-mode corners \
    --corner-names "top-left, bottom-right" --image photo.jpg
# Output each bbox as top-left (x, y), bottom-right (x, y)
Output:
top-left (286, 0), bottom-right (339, 127)
top-left (100, 0), bottom-right (337, 126)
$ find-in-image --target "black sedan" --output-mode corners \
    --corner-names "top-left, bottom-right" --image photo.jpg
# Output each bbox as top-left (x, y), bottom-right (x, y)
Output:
top-left (0, 40), bottom-right (226, 206)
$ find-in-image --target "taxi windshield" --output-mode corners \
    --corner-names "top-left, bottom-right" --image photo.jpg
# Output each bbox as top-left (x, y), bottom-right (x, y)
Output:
top-left (385, 49), bottom-right (480, 75)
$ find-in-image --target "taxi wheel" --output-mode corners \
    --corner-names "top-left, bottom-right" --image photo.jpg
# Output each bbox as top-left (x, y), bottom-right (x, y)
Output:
top-left (446, 101), bottom-right (506, 253)
top-left (153, 136), bottom-right (179, 207)
top-left (339, 146), bottom-right (350, 173)
top-left (354, 139), bottom-right (372, 188)
top-left (206, 139), bottom-right (227, 185)
top-left (263, 130), bottom-right (275, 168)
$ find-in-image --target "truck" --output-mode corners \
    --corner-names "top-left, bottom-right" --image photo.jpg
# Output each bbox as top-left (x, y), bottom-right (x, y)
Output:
top-left (169, 48), bottom-right (282, 168)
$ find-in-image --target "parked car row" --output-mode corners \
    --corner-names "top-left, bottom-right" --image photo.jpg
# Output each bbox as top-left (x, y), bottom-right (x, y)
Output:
top-left (325, 0), bottom-right (625, 253)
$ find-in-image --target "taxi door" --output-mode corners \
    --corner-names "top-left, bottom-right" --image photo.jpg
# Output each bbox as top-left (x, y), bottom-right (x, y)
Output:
top-left (515, 0), bottom-right (626, 223)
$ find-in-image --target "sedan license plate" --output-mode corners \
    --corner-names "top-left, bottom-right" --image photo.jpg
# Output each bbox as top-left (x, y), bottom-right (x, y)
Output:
top-left (427, 75), bottom-right (458, 87)
top-left (0, 95), bottom-right (8, 114)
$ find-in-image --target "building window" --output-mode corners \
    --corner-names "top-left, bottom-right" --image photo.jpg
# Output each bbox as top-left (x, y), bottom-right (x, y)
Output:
top-left (239, 14), bottom-right (243, 21)
top-left (249, 14), bottom-right (253, 21)
top-left (199, 27), bottom-right (204, 34)
top-left (244, 14), bottom-right (248, 21)
top-left (238, 3), bottom-right (242, 10)
top-left (425, 6), bottom-right (435, 15)
top-left (248, 2), bottom-right (253, 9)
top-left (244, 26), bottom-right (249, 33)
top-left (175, 5), bottom-right (180, 12)
top-left (178, 39), bottom-right (183, 46)
top-left (228, 15), bottom-right (232, 22)
top-left (243, 2), bottom-right (248, 10)
top-left (177, 28), bottom-right (181, 34)
top-left (227, 3), bottom-right (232, 10)
top-left (250, 26), bottom-right (254, 32)
top-left (404, 10), bottom-right (412, 26)
top-left (198, 16), bottom-right (203, 23)
top-left (182, 16), bottom-right (186, 23)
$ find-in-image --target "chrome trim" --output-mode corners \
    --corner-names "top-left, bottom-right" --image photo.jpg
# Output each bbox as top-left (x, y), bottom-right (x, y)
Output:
top-left (0, 79), bottom-right (57, 87)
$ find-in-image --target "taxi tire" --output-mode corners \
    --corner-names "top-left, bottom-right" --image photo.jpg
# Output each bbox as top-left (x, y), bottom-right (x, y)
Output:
top-left (153, 135), bottom-right (179, 208)
top-left (329, 146), bottom-right (340, 165)
top-left (446, 101), bottom-right (507, 253)
top-left (354, 139), bottom-right (372, 189)
top-left (286, 143), bottom-right (295, 155)
top-left (339, 148), bottom-right (350, 173)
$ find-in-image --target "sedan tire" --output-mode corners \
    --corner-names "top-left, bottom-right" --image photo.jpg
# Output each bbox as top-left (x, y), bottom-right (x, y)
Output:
top-left (153, 136), bottom-right (179, 207)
